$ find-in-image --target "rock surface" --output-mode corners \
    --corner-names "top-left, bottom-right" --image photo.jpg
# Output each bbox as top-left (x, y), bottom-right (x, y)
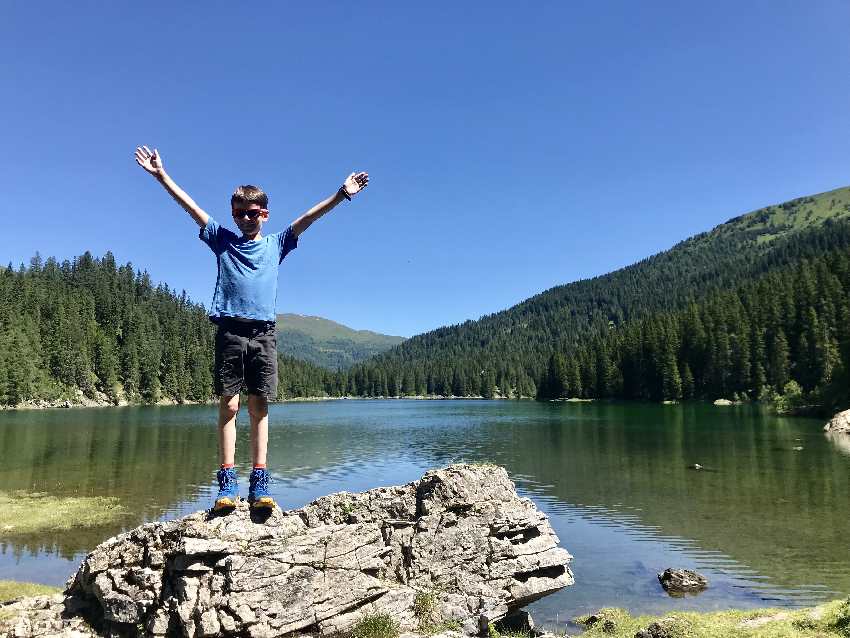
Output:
top-left (1, 464), bottom-right (572, 637)
top-left (657, 568), bottom-right (708, 596)
top-left (0, 594), bottom-right (91, 637)
top-left (825, 409), bottom-right (850, 434)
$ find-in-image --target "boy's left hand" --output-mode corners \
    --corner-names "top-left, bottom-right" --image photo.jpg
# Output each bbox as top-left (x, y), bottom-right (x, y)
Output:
top-left (343, 172), bottom-right (370, 197)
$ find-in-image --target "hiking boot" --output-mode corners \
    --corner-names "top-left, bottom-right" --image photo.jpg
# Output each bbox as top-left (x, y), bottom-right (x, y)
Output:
top-left (214, 467), bottom-right (238, 511)
top-left (248, 468), bottom-right (275, 509)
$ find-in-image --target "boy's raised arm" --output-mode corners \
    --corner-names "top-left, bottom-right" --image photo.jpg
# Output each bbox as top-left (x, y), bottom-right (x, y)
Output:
top-left (290, 171), bottom-right (369, 237)
top-left (134, 146), bottom-right (210, 228)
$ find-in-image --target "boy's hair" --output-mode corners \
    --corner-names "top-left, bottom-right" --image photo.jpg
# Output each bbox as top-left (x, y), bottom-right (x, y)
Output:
top-left (231, 185), bottom-right (268, 209)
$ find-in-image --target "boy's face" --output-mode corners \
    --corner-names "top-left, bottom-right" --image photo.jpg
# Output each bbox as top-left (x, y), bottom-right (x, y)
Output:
top-left (231, 203), bottom-right (269, 236)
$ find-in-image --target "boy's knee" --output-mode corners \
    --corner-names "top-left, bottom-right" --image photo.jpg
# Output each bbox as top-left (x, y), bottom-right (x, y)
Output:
top-left (247, 395), bottom-right (269, 419)
top-left (219, 395), bottom-right (240, 420)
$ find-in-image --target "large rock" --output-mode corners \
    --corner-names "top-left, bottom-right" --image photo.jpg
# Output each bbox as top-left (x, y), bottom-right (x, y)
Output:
top-left (1, 464), bottom-right (573, 637)
top-left (824, 409), bottom-right (850, 435)
top-left (657, 568), bottom-right (708, 596)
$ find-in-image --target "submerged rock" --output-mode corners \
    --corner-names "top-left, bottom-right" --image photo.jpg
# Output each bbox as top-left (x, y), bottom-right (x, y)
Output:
top-left (826, 430), bottom-right (850, 457)
top-left (825, 409), bottom-right (850, 435)
top-left (1, 464), bottom-right (573, 637)
top-left (657, 568), bottom-right (708, 596)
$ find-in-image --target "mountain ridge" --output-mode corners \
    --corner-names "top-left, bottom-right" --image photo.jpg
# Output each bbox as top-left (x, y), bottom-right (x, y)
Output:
top-left (507, 185), bottom-right (850, 324)
top-left (276, 312), bottom-right (405, 370)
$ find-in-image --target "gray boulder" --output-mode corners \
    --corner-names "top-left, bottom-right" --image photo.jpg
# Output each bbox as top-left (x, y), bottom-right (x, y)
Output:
top-left (657, 568), bottom-right (707, 596)
top-left (1, 464), bottom-right (572, 637)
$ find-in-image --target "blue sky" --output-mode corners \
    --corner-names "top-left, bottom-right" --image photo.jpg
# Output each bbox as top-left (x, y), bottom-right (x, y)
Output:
top-left (1, 2), bottom-right (848, 337)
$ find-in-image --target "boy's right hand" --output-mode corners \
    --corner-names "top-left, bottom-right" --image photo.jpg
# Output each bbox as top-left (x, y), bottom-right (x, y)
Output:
top-left (134, 146), bottom-right (164, 177)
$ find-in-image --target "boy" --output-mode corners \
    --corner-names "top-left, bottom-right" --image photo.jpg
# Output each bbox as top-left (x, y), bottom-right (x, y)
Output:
top-left (134, 145), bottom-right (369, 511)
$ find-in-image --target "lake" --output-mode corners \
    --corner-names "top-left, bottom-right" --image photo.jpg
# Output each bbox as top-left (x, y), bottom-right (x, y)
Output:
top-left (0, 400), bottom-right (848, 630)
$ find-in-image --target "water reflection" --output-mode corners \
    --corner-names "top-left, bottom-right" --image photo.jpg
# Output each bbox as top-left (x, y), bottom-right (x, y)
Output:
top-left (826, 431), bottom-right (850, 457)
top-left (0, 400), bottom-right (848, 621)
top-left (0, 406), bottom-right (216, 558)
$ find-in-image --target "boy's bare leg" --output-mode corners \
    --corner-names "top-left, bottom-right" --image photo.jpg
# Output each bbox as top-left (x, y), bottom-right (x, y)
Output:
top-left (218, 395), bottom-right (240, 466)
top-left (247, 395), bottom-right (269, 466)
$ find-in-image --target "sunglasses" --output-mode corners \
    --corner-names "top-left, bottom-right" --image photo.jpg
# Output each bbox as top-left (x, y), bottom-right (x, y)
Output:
top-left (232, 208), bottom-right (265, 220)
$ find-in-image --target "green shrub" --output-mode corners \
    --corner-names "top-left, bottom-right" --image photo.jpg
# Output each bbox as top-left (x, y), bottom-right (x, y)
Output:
top-left (351, 614), bottom-right (399, 638)
top-left (830, 597), bottom-right (850, 636)
top-left (774, 380), bottom-right (806, 414)
top-left (414, 591), bottom-right (439, 632)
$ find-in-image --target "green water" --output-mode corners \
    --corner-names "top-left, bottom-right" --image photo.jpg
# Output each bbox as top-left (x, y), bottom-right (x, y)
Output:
top-left (0, 400), bottom-right (848, 627)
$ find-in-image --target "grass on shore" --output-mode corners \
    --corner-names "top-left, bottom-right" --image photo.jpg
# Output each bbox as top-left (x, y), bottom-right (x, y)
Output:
top-left (351, 613), bottom-right (400, 638)
top-left (575, 598), bottom-right (850, 637)
top-left (413, 590), bottom-right (462, 635)
top-left (0, 579), bottom-right (62, 602)
top-left (0, 490), bottom-right (125, 537)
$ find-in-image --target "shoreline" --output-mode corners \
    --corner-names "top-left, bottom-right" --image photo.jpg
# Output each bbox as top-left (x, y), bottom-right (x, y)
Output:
top-left (0, 397), bottom-right (218, 411)
top-left (0, 394), bottom-right (528, 411)
top-left (2, 395), bottom-right (845, 423)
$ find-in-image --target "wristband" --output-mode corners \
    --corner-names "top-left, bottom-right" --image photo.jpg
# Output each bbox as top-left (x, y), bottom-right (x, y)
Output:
top-left (339, 186), bottom-right (352, 201)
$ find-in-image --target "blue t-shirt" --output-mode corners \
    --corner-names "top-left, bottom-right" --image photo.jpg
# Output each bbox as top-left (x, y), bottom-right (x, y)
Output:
top-left (199, 217), bottom-right (298, 322)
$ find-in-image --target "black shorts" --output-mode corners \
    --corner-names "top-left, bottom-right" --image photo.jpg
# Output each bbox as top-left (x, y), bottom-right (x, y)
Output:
top-left (213, 319), bottom-right (278, 398)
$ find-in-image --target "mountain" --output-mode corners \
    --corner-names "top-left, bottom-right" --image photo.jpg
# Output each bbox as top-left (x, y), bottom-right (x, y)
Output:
top-left (275, 313), bottom-right (405, 370)
top-left (342, 185), bottom-right (850, 400)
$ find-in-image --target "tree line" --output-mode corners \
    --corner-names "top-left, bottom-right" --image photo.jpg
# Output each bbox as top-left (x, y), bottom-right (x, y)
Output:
top-left (0, 252), bottom-right (214, 405)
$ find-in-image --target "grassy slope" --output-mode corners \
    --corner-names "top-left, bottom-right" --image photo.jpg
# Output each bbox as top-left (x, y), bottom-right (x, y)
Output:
top-left (525, 185), bottom-right (850, 315)
top-left (276, 313), bottom-right (406, 370)
top-left (575, 598), bottom-right (850, 637)
top-left (711, 186), bottom-right (850, 244)
top-left (277, 314), bottom-right (406, 345)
